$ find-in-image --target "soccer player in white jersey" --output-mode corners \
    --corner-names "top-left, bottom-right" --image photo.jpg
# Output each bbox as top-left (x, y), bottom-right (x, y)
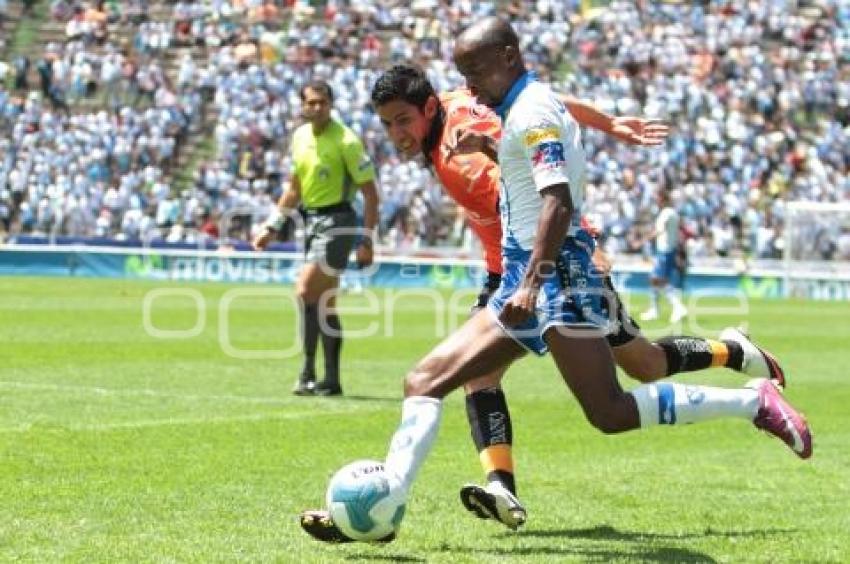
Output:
top-left (299, 17), bottom-right (812, 544)
top-left (642, 190), bottom-right (689, 322)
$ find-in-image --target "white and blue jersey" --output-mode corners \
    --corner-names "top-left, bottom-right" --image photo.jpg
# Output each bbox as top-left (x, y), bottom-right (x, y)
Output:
top-left (652, 206), bottom-right (680, 281)
top-left (495, 76), bottom-right (586, 249)
top-left (487, 72), bottom-right (609, 355)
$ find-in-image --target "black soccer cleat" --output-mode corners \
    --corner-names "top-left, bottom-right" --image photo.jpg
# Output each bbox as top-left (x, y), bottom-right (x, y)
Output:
top-left (313, 381), bottom-right (343, 396)
top-left (299, 509), bottom-right (395, 543)
top-left (299, 509), bottom-right (354, 543)
top-left (292, 379), bottom-right (316, 396)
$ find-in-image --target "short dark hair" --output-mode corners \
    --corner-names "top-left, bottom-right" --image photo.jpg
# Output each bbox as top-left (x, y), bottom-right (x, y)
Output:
top-left (371, 65), bottom-right (436, 110)
top-left (300, 80), bottom-right (333, 103)
top-left (456, 17), bottom-right (519, 52)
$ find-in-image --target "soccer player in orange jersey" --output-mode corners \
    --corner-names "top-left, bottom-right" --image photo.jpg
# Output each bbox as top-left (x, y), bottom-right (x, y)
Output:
top-left (298, 63), bottom-right (792, 540)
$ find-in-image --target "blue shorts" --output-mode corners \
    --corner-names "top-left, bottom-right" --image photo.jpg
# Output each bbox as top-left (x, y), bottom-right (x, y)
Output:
top-left (651, 250), bottom-right (678, 281)
top-left (488, 229), bottom-right (612, 356)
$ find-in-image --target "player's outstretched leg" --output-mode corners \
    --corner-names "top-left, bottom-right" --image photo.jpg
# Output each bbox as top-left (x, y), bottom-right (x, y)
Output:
top-left (605, 279), bottom-right (785, 388)
top-left (651, 332), bottom-right (785, 387)
top-left (627, 375), bottom-right (812, 458)
top-left (299, 509), bottom-right (395, 543)
top-left (546, 328), bottom-right (812, 459)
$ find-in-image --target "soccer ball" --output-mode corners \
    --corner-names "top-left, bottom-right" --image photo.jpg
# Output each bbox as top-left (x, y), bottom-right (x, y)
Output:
top-left (326, 459), bottom-right (406, 541)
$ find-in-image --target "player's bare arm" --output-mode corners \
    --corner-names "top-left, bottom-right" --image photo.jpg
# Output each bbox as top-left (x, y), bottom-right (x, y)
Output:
top-left (559, 95), bottom-right (669, 146)
top-left (356, 180), bottom-right (380, 267)
top-left (252, 175), bottom-right (302, 251)
top-left (611, 116), bottom-right (669, 146)
top-left (500, 183), bottom-right (573, 327)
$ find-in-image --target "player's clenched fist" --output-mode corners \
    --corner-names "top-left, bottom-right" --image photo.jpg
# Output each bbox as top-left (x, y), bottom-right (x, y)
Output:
top-left (499, 286), bottom-right (538, 326)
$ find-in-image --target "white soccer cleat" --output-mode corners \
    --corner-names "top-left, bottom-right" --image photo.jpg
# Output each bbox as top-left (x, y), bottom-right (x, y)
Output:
top-left (640, 308), bottom-right (659, 321)
top-left (720, 327), bottom-right (786, 388)
top-left (459, 482), bottom-right (527, 530)
top-left (670, 304), bottom-right (688, 323)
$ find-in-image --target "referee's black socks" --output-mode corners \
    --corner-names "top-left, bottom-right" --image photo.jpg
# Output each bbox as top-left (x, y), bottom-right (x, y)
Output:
top-left (301, 303), bottom-right (320, 380)
top-left (321, 313), bottom-right (342, 387)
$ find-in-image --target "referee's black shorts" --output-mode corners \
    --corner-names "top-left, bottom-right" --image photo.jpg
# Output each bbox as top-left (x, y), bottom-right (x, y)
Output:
top-left (304, 202), bottom-right (358, 272)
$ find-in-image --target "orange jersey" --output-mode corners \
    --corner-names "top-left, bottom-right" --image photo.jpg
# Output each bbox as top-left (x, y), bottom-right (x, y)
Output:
top-left (429, 90), bottom-right (503, 274)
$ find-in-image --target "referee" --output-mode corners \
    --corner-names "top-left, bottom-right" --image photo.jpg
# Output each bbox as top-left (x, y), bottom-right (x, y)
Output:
top-left (253, 80), bottom-right (379, 396)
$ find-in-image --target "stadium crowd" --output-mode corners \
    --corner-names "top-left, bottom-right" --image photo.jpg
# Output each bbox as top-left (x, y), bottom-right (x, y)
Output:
top-left (1, 0), bottom-right (848, 260)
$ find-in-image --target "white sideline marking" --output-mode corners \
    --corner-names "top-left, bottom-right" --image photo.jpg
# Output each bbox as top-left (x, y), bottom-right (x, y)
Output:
top-left (79, 409), bottom-right (376, 431)
top-left (0, 380), bottom-right (296, 405)
top-left (0, 380), bottom-right (389, 433)
top-left (0, 406), bottom-right (381, 433)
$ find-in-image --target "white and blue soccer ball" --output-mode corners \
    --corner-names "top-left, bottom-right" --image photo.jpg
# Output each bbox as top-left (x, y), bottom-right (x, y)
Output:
top-left (326, 459), bottom-right (406, 541)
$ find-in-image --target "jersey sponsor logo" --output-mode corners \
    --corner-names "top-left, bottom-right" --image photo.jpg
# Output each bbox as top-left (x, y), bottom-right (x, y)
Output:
top-left (531, 141), bottom-right (566, 169)
top-left (524, 127), bottom-right (560, 146)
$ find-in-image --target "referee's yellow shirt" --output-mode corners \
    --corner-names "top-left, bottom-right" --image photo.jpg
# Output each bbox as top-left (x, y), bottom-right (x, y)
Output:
top-left (290, 119), bottom-right (376, 209)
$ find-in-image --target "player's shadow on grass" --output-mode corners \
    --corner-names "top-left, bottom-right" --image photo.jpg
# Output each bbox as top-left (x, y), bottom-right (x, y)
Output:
top-left (512, 524), bottom-right (796, 542)
top-left (346, 553), bottom-right (425, 563)
top-left (459, 524), bottom-right (799, 562)
top-left (450, 544), bottom-right (716, 562)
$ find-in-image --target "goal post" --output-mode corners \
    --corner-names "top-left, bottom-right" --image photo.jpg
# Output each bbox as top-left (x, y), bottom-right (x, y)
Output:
top-left (783, 201), bottom-right (850, 299)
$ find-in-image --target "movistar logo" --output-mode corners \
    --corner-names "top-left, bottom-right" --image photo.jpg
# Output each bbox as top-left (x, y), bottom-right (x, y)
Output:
top-left (429, 264), bottom-right (472, 289)
top-left (740, 276), bottom-right (780, 298)
top-left (125, 254), bottom-right (164, 277)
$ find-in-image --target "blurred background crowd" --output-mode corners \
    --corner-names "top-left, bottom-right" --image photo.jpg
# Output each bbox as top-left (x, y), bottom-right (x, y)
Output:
top-left (1, 0), bottom-right (848, 260)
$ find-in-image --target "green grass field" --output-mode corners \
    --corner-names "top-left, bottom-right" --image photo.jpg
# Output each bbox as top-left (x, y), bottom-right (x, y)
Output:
top-left (1, 276), bottom-right (849, 562)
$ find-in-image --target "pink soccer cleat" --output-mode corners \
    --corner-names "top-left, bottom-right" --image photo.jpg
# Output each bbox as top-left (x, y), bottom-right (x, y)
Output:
top-left (748, 378), bottom-right (812, 459)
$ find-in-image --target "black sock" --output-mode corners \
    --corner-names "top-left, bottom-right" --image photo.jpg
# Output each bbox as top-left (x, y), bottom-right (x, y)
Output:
top-left (723, 340), bottom-right (745, 371)
top-left (301, 303), bottom-right (320, 379)
top-left (657, 336), bottom-right (715, 376)
top-left (465, 388), bottom-right (516, 495)
top-left (321, 314), bottom-right (342, 387)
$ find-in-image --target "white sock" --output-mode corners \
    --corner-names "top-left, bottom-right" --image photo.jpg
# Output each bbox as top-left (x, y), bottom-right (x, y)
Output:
top-left (630, 382), bottom-right (758, 426)
top-left (649, 288), bottom-right (659, 311)
top-left (384, 396), bottom-right (442, 496)
top-left (665, 286), bottom-right (685, 309)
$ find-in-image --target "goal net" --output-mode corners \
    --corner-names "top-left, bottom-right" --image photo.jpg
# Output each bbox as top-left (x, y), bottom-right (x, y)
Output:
top-left (783, 201), bottom-right (850, 298)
